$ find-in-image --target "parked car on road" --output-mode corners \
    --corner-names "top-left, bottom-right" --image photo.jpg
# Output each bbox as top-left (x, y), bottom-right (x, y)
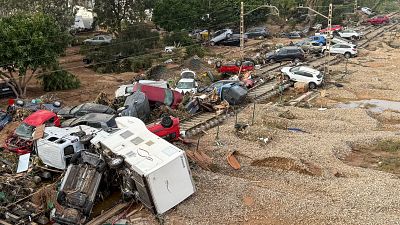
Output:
top-left (210, 29), bottom-right (233, 46)
top-left (216, 60), bottom-right (254, 74)
top-left (337, 29), bottom-right (362, 40)
top-left (281, 66), bottom-right (324, 89)
top-left (323, 43), bottom-right (357, 58)
top-left (245, 27), bottom-right (271, 39)
top-left (83, 35), bottom-right (112, 45)
top-left (58, 103), bottom-right (116, 119)
top-left (266, 46), bottom-right (305, 63)
top-left (367, 15), bottom-right (390, 25)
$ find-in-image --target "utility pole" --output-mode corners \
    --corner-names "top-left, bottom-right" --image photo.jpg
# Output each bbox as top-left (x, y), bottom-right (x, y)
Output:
top-left (297, 3), bottom-right (333, 80)
top-left (354, 0), bottom-right (358, 14)
top-left (239, 2), bottom-right (279, 58)
top-left (240, 1), bottom-right (244, 57)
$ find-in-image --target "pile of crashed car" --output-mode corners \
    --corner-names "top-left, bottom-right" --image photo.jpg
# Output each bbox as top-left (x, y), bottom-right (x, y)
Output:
top-left (0, 61), bottom-right (262, 224)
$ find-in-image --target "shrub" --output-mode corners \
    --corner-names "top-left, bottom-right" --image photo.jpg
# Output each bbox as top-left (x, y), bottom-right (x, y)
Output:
top-left (38, 66), bottom-right (80, 91)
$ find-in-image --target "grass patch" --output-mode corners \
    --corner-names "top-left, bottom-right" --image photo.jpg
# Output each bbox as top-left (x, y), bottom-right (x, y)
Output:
top-left (373, 139), bottom-right (400, 152)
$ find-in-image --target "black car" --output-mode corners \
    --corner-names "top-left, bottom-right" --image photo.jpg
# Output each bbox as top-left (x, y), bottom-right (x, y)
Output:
top-left (120, 91), bottom-right (150, 122)
top-left (245, 27), bottom-right (271, 39)
top-left (198, 80), bottom-right (246, 93)
top-left (62, 113), bottom-right (117, 129)
top-left (216, 37), bottom-right (240, 46)
top-left (0, 111), bottom-right (12, 131)
top-left (286, 32), bottom-right (302, 39)
top-left (266, 46), bottom-right (305, 63)
top-left (0, 80), bottom-right (15, 98)
top-left (58, 103), bottom-right (116, 119)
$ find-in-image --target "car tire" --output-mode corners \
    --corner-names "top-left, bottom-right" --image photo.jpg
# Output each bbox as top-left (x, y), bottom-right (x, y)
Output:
top-left (344, 52), bottom-right (351, 59)
top-left (216, 61), bottom-right (222, 68)
top-left (309, 82), bottom-right (317, 89)
top-left (284, 75), bottom-right (290, 81)
top-left (226, 33), bottom-right (232, 38)
top-left (57, 191), bottom-right (66, 205)
top-left (293, 58), bottom-right (300, 63)
top-left (351, 35), bottom-right (356, 40)
top-left (258, 35), bottom-right (264, 40)
top-left (161, 116), bottom-right (173, 128)
top-left (235, 60), bottom-right (242, 67)
top-left (109, 156), bottom-right (124, 169)
top-left (269, 59), bottom-right (276, 64)
top-left (210, 41), bottom-right (215, 46)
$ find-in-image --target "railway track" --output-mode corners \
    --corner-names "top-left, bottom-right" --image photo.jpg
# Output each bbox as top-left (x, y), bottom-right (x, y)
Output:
top-left (181, 13), bottom-right (400, 137)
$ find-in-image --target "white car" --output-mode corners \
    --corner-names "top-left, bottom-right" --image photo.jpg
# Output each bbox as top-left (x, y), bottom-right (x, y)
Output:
top-left (210, 29), bottom-right (233, 46)
top-left (323, 43), bottom-right (357, 58)
top-left (337, 29), bottom-right (362, 40)
top-left (175, 78), bottom-right (198, 94)
top-left (175, 69), bottom-right (198, 94)
top-left (281, 66), bottom-right (324, 89)
top-left (361, 7), bottom-right (373, 15)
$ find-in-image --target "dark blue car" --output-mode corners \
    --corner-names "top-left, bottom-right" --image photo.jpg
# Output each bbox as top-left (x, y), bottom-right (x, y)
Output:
top-left (0, 111), bottom-right (12, 131)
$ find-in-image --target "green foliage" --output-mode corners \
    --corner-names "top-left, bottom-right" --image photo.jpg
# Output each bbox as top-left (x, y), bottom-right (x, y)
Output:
top-left (164, 31), bottom-right (194, 46)
top-left (0, 0), bottom-right (74, 31)
top-left (0, 13), bottom-right (70, 97)
top-left (84, 23), bottom-right (159, 73)
top-left (94, 0), bottom-right (147, 33)
top-left (37, 66), bottom-right (80, 92)
top-left (186, 45), bottom-right (205, 58)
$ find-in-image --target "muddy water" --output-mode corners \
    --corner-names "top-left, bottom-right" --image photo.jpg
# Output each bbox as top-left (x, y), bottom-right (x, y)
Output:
top-left (336, 99), bottom-right (400, 113)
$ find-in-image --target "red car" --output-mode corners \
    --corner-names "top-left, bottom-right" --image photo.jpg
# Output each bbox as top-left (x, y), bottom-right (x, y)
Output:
top-left (319, 25), bottom-right (343, 33)
top-left (147, 116), bottom-right (180, 141)
top-left (132, 83), bottom-right (183, 109)
top-left (367, 15), bottom-right (390, 25)
top-left (216, 60), bottom-right (254, 74)
top-left (5, 110), bottom-right (61, 154)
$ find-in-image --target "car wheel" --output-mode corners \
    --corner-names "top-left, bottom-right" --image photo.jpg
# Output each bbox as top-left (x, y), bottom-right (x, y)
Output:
top-left (258, 35), bottom-right (264, 40)
top-left (210, 41), bottom-right (215, 46)
top-left (226, 33), bottom-right (232, 38)
top-left (309, 82), bottom-right (317, 89)
top-left (216, 61), bottom-right (222, 68)
top-left (269, 59), bottom-right (276, 64)
top-left (161, 116), bottom-right (173, 128)
top-left (235, 60), bottom-right (242, 67)
top-left (284, 75), bottom-right (290, 81)
top-left (294, 58), bottom-right (300, 63)
top-left (57, 191), bottom-right (66, 205)
top-left (351, 35), bottom-right (356, 40)
top-left (344, 52), bottom-right (351, 59)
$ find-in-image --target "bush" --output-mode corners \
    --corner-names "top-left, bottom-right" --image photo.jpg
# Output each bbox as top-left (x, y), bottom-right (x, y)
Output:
top-left (185, 45), bottom-right (205, 59)
top-left (38, 66), bottom-right (80, 91)
top-left (164, 31), bottom-right (193, 47)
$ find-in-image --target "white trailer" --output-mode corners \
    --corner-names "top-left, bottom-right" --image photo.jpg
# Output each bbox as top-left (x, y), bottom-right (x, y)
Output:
top-left (98, 117), bottom-right (195, 214)
top-left (37, 125), bottom-right (99, 170)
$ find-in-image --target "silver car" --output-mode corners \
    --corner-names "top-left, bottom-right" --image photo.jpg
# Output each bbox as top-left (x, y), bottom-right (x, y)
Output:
top-left (210, 29), bottom-right (233, 46)
top-left (83, 35), bottom-right (112, 45)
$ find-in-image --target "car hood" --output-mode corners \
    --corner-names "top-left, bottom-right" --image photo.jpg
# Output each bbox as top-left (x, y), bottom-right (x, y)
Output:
top-left (57, 107), bottom-right (72, 117)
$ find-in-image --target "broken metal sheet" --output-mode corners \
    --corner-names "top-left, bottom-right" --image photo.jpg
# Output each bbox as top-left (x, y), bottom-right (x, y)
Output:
top-left (16, 153), bottom-right (30, 173)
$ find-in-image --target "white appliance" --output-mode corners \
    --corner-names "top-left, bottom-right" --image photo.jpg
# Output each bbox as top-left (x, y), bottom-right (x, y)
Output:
top-left (99, 117), bottom-right (195, 214)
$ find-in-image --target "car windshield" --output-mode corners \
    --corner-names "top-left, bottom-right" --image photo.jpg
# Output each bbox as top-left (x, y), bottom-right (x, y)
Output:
top-left (15, 123), bottom-right (35, 139)
top-left (126, 86), bottom-right (134, 94)
top-left (177, 82), bottom-right (194, 89)
top-left (70, 104), bottom-right (82, 115)
top-left (317, 74), bottom-right (323, 79)
top-left (289, 67), bottom-right (301, 73)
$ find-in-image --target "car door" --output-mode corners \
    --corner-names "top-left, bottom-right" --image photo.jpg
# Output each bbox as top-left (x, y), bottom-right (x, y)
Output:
top-left (276, 49), bottom-right (287, 61)
top-left (330, 44), bottom-right (340, 54)
top-left (301, 71), bottom-right (314, 83)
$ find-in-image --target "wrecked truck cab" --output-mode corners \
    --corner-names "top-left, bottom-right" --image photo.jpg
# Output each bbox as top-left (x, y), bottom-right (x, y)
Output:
top-left (99, 117), bottom-right (195, 215)
top-left (37, 125), bottom-right (99, 170)
top-left (54, 151), bottom-right (106, 225)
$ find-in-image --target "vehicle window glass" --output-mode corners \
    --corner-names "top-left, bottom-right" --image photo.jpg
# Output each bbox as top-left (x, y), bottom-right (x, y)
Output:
top-left (47, 117), bottom-right (55, 124)
top-left (64, 145), bottom-right (75, 156)
top-left (93, 37), bottom-right (98, 40)
top-left (164, 89), bottom-right (174, 106)
top-left (302, 72), bottom-right (313, 77)
top-left (15, 123), bottom-right (35, 139)
top-left (99, 37), bottom-right (104, 40)
top-left (76, 111), bottom-right (86, 116)
top-left (177, 81), bottom-right (194, 89)
top-left (107, 119), bottom-right (117, 128)
top-left (87, 122), bottom-right (102, 129)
